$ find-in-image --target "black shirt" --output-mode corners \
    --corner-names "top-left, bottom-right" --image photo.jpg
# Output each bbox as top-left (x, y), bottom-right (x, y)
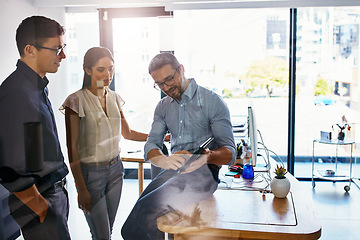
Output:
top-left (0, 60), bottom-right (68, 192)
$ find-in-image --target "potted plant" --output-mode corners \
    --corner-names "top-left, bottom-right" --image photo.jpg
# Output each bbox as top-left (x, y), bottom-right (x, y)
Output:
top-left (270, 165), bottom-right (291, 198)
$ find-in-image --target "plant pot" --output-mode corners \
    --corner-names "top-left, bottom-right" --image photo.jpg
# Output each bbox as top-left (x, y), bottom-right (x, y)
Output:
top-left (270, 176), bottom-right (291, 198)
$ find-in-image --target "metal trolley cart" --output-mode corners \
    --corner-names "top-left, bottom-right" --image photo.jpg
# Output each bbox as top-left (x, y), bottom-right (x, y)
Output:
top-left (312, 138), bottom-right (355, 192)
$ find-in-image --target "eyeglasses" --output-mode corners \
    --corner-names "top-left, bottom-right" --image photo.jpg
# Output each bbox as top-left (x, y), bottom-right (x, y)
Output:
top-left (32, 44), bottom-right (66, 56)
top-left (154, 66), bottom-right (179, 91)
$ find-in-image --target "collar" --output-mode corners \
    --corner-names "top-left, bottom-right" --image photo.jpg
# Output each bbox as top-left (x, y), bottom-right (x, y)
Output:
top-left (17, 59), bottom-right (49, 90)
top-left (85, 87), bottom-right (109, 98)
top-left (170, 78), bottom-right (197, 103)
top-left (183, 78), bottom-right (197, 100)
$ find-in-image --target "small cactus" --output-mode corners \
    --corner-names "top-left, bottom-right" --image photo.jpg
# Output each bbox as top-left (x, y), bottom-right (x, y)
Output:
top-left (274, 165), bottom-right (287, 179)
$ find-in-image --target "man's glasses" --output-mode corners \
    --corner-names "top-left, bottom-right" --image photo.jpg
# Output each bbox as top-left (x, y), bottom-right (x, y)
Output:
top-left (32, 44), bottom-right (66, 56)
top-left (154, 66), bottom-right (179, 91)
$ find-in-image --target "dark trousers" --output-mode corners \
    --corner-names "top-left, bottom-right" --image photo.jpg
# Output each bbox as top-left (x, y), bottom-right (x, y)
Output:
top-left (8, 182), bottom-right (71, 240)
top-left (121, 164), bottom-right (218, 240)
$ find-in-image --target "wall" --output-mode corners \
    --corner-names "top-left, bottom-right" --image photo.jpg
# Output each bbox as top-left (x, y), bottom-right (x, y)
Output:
top-left (0, 0), bottom-right (37, 82)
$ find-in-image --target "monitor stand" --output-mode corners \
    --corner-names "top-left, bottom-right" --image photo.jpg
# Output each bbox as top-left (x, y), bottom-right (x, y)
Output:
top-left (253, 164), bottom-right (270, 172)
top-left (253, 154), bottom-right (270, 172)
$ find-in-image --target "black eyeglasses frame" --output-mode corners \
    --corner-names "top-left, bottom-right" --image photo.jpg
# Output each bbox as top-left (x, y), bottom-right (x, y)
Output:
top-left (153, 66), bottom-right (180, 91)
top-left (31, 44), bottom-right (66, 56)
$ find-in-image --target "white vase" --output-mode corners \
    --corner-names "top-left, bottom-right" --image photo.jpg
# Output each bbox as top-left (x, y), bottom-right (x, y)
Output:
top-left (270, 177), bottom-right (291, 198)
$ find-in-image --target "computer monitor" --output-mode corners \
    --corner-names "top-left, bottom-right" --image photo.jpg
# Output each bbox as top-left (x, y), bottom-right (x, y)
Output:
top-left (248, 106), bottom-right (270, 172)
top-left (248, 106), bottom-right (258, 167)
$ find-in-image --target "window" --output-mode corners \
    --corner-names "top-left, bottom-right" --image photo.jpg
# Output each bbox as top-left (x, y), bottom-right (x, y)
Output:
top-left (78, 6), bottom-right (360, 178)
top-left (105, 8), bottom-right (290, 167)
top-left (295, 7), bottom-right (360, 177)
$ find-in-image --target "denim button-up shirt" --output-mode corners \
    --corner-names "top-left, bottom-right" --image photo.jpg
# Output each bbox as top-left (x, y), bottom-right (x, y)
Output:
top-left (0, 60), bottom-right (68, 192)
top-left (144, 79), bottom-right (236, 165)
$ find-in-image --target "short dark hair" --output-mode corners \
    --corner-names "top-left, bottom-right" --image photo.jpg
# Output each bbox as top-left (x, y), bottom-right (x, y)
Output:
top-left (16, 15), bottom-right (65, 56)
top-left (148, 52), bottom-right (180, 74)
top-left (82, 47), bottom-right (114, 89)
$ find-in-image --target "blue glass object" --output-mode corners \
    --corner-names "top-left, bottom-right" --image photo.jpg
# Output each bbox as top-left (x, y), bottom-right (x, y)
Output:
top-left (242, 164), bottom-right (254, 179)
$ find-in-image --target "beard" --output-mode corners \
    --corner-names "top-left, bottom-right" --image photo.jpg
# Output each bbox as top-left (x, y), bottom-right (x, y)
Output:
top-left (163, 75), bottom-right (187, 100)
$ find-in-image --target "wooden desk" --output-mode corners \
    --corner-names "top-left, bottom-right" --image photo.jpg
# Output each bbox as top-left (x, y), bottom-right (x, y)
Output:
top-left (157, 162), bottom-right (321, 240)
top-left (121, 152), bottom-right (146, 196)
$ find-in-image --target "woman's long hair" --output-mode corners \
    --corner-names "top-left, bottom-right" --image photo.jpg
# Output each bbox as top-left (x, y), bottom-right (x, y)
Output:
top-left (82, 47), bottom-right (114, 89)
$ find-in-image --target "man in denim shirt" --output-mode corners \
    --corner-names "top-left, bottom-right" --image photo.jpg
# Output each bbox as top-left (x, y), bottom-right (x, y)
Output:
top-left (121, 52), bottom-right (235, 240)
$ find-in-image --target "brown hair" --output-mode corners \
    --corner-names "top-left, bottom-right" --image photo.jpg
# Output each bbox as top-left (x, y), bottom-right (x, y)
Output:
top-left (148, 52), bottom-right (180, 74)
top-left (82, 47), bottom-right (114, 89)
top-left (16, 16), bottom-right (65, 57)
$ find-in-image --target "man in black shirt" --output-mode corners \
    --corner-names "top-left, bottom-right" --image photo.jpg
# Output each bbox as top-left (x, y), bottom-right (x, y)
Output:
top-left (0, 16), bottom-right (70, 240)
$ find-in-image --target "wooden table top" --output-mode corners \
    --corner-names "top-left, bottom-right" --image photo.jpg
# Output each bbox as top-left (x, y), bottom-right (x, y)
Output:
top-left (121, 156), bottom-right (145, 163)
top-left (157, 160), bottom-right (321, 240)
top-left (121, 150), bottom-right (145, 163)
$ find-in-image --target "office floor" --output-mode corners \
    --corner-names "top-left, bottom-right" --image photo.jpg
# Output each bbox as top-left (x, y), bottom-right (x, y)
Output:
top-left (16, 166), bottom-right (360, 240)
top-left (300, 180), bottom-right (360, 240)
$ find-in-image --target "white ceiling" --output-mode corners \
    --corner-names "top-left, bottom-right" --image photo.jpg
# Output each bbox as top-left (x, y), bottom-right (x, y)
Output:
top-left (32, 0), bottom-right (360, 11)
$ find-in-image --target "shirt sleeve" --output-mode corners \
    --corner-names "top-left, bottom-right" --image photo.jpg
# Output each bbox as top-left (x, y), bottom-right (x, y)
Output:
top-left (205, 91), bottom-right (236, 165)
top-left (0, 87), bottom-right (36, 191)
top-left (115, 93), bottom-right (125, 109)
top-left (59, 92), bottom-right (85, 117)
top-left (144, 100), bottom-right (168, 161)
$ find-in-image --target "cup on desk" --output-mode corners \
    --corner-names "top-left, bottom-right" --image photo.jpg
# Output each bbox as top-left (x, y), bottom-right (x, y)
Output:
top-left (242, 164), bottom-right (254, 179)
top-left (24, 122), bottom-right (44, 172)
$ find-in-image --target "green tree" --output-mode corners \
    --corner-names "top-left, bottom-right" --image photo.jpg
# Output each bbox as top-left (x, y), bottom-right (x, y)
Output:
top-left (222, 88), bottom-right (233, 98)
top-left (240, 57), bottom-right (289, 97)
top-left (314, 77), bottom-right (332, 96)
